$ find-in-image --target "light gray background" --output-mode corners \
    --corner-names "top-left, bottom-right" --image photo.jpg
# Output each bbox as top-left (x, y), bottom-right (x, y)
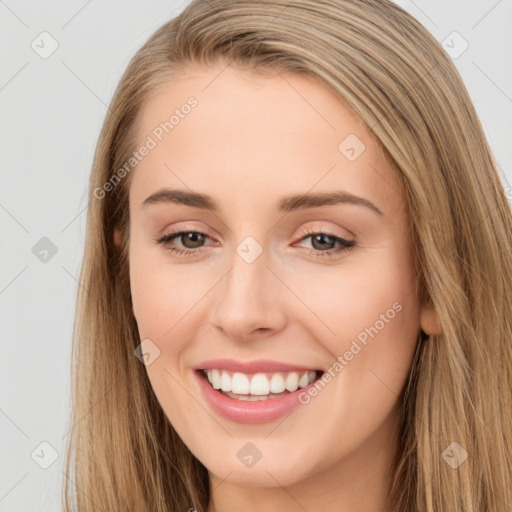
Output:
top-left (0, 1), bottom-right (511, 510)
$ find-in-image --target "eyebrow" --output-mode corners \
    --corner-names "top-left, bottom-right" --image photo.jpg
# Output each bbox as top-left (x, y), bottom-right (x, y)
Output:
top-left (142, 188), bottom-right (383, 216)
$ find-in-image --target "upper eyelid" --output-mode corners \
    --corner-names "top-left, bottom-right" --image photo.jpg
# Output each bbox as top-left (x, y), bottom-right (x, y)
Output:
top-left (159, 221), bottom-right (352, 239)
top-left (159, 228), bottom-right (352, 247)
top-left (158, 231), bottom-right (355, 262)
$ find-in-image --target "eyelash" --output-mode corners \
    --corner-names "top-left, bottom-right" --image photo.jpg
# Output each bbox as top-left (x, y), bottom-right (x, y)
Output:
top-left (155, 227), bottom-right (356, 259)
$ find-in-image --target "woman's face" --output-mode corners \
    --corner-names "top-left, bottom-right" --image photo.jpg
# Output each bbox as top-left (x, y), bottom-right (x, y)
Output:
top-left (124, 62), bottom-right (438, 490)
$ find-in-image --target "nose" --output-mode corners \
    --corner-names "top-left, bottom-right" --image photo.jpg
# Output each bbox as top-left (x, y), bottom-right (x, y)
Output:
top-left (210, 241), bottom-right (287, 342)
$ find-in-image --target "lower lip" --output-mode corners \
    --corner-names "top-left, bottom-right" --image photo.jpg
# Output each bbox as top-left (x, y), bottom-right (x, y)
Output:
top-left (195, 370), bottom-right (319, 424)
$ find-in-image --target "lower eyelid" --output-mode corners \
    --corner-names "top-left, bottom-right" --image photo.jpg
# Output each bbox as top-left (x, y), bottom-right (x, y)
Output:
top-left (157, 230), bottom-right (354, 255)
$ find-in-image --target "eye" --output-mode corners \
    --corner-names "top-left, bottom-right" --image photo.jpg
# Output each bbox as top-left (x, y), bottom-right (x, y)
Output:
top-left (294, 228), bottom-right (356, 259)
top-left (155, 230), bottom-right (212, 257)
top-left (155, 228), bottom-right (357, 259)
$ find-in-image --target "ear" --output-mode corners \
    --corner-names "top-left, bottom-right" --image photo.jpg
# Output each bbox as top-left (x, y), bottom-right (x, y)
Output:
top-left (114, 228), bottom-right (122, 248)
top-left (420, 300), bottom-right (441, 335)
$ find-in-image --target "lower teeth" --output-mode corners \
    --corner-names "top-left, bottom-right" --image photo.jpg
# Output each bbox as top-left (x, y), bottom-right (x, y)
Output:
top-left (220, 389), bottom-right (290, 401)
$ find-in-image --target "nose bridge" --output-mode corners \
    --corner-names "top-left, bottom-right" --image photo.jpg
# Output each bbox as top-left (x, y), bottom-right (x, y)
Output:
top-left (210, 234), bottom-right (286, 338)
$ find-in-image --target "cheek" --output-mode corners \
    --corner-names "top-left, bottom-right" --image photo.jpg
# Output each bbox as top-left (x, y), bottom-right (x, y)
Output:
top-left (129, 241), bottom-right (211, 341)
top-left (130, 265), bottom-right (173, 340)
top-left (128, 247), bottom-right (206, 432)
top-left (292, 246), bottom-right (420, 394)
top-left (293, 248), bottom-right (418, 341)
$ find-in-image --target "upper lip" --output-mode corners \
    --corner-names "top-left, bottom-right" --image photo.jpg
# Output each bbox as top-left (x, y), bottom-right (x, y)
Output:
top-left (195, 358), bottom-right (322, 374)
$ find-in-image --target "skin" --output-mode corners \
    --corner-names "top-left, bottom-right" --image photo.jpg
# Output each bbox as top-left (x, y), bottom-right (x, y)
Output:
top-left (116, 61), bottom-right (440, 512)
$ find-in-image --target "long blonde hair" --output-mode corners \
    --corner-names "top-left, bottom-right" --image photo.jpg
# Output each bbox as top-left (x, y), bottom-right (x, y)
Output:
top-left (63, 1), bottom-right (512, 510)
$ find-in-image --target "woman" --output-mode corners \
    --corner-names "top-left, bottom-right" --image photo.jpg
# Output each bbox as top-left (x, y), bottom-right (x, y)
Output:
top-left (63, 1), bottom-right (512, 511)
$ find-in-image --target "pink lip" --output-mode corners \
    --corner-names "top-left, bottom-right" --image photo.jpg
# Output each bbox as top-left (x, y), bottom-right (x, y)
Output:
top-left (195, 358), bottom-right (321, 374)
top-left (194, 368), bottom-right (322, 424)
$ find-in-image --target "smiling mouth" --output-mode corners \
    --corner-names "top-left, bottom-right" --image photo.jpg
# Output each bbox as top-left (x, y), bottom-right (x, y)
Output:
top-left (199, 369), bottom-right (324, 401)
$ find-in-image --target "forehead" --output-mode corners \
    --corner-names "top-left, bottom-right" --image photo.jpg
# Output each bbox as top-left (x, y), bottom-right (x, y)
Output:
top-left (130, 63), bottom-right (405, 218)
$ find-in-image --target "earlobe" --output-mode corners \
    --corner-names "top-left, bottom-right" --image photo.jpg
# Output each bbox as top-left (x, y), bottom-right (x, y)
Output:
top-left (420, 300), bottom-right (441, 335)
top-left (114, 228), bottom-right (122, 248)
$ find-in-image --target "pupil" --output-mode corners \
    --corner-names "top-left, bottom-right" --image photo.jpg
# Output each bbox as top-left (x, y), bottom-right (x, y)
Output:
top-left (183, 232), bottom-right (204, 248)
top-left (312, 234), bottom-right (334, 251)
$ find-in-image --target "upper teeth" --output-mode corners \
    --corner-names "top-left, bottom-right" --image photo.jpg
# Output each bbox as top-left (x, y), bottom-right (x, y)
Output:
top-left (204, 369), bottom-right (317, 395)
